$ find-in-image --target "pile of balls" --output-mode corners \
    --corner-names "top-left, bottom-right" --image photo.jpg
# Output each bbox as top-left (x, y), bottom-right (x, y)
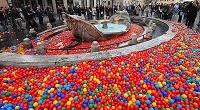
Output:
top-left (0, 23), bottom-right (200, 110)
top-left (11, 24), bottom-right (143, 55)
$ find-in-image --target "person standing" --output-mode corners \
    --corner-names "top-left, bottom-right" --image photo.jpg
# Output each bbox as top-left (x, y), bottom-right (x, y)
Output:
top-left (185, 2), bottom-right (198, 29)
top-left (178, 4), bottom-right (183, 23)
top-left (57, 6), bottom-right (63, 20)
top-left (96, 6), bottom-right (100, 20)
top-left (36, 6), bottom-right (44, 25)
top-left (0, 7), bottom-right (6, 31)
top-left (100, 5), bottom-right (104, 19)
top-left (46, 7), bottom-right (56, 25)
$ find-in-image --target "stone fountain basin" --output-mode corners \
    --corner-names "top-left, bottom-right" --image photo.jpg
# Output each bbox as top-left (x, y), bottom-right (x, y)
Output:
top-left (0, 18), bottom-right (174, 67)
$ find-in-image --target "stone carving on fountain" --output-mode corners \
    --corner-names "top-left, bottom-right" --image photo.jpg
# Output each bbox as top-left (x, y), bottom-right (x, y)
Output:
top-left (63, 11), bottom-right (131, 42)
top-left (64, 14), bottom-right (103, 42)
top-left (109, 11), bottom-right (131, 30)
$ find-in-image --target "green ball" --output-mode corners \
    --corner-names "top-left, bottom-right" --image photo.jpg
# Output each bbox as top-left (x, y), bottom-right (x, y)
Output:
top-left (93, 104), bottom-right (97, 109)
top-left (42, 95), bottom-right (47, 99)
top-left (71, 107), bottom-right (76, 110)
top-left (61, 107), bottom-right (66, 110)
top-left (82, 95), bottom-right (86, 98)
top-left (89, 104), bottom-right (93, 108)
top-left (26, 86), bottom-right (31, 91)
top-left (5, 92), bottom-right (10, 97)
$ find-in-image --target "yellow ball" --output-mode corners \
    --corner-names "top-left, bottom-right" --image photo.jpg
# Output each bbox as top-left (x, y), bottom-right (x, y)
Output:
top-left (152, 102), bottom-right (157, 107)
top-left (162, 81), bottom-right (166, 85)
top-left (143, 84), bottom-right (147, 88)
top-left (69, 97), bottom-right (74, 101)
top-left (139, 94), bottom-right (143, 97)
top-left (181, 94), bottom-right (187, 99)
top-left (38, 90), bottom-right (43, 95)
top-left (96, 80), bottom-right (101, 84)
top-left (164, 98), bottom-right (169, 103)
top-left (147, 90), bottom-right (152, 94)
top-left (53, 100), bottom-right (58, 105)
top-left (55, 84), bottom-right (60, 88)
top-left (18, 87), bottom-right (24, 92)
top-left (128, 101), bottom-right (133, 105)
top-left (140, 80), bottom-right (144, 84)
top-left (124, 93), bottom-right (128, 98)
top-left (50, 88), bottom-right (55, 92)
top-left (33, 102), bottom-right (38, 107)
top-left (66, 101), bottom-right (71, 106)
top-left (132, 97), bottom-right (136, 102)
top-left (83, 88), bottom-right (87, 93)
top-left (15, 106), bottom-right (19, 110)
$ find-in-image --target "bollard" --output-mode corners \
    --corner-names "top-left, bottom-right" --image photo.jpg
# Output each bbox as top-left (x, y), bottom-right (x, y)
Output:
top-left (63, 20), bottom-right (67, 25)
top-left (148, 20), bottom-right (153, 27)
top-left (29, 28), bottom-right (37, 38)
top-left (47, 23), bottom-right (53, 30)
top-left (144, 27), bottom-right (153, 40)
top-left (128, 34), bottom-right (138, 45)
top-left (36, 42), bottom-right (46, 55)
top-left (23, 38), bottom-right (33, 49)
top-left (10, 46), bottom-right (17, 53)
top-left (29, 28), bottom-right (36, 35)
top-left (152, 23), bottom-right (157, 31)
top-left (93, 15), bottom-right (96, 20)
top-left (91, 41), bottom-right (100, 52)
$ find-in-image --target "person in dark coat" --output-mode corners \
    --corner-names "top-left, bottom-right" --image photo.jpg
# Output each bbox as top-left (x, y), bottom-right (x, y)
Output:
top-left (87, 7), bottom-right (92, 20)
top-left (178, 4), bottom-right (183, 23)
top-left (100, 5), bottom-right (104, 18)
top-left (36, 6), bottom-right (44, 25)
top-left (77, 5), bottom-right (81, 16)
top-left (0, 7), bottom-right (6, 31)
top-left (96, 6), bottom-right (100, 20)
top-left (46, 7), bottom-right (56, 24)
top-left (21, 6), bottom-right (37, 29)
top-left (185, 2), bottom-right (198, 29)
top-left (57, 6), bottom-right (63, 20)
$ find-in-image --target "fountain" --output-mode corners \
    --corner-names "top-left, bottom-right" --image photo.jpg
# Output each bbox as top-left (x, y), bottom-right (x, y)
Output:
top-left (64, 11), bottom-right (131, 41)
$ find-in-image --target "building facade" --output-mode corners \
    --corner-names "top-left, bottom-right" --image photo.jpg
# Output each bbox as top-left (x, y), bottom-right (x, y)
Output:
top-left (156, 0), bottom-right (180, 4)
top-left (0, 0), bottom-right (9, 8)
top-left (10, 0), bottom-right (117, 13)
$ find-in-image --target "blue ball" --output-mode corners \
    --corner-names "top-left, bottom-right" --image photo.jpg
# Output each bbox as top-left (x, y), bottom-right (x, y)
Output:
top-left (6, 107), bottom-right (13, 110)
top-left (82, 103), bottom-right (87, 108)
top-left (145, 100), bottom-right (151, 105)
top-left (95, 98), bottom-right (101, 102)
top-left (0, 101), bottom-right (4, 107)
top-left (177, 104), bottom-right (182, 108)
top-left (38, 100), bottom-right (43, 104)
top-left (12, 94), bottom-right (18, 98)
top-left (169, 99), bottom-right (175, 104)
top-left (149, 107), bottom-right (154, 110)
top-left (147, 94), bottom-right (152, 99)
top-left (74, 96), bottom-right (78, 101)
top-left (136, 100), bottom-right (141, 105)
top-left (70, 68), bottom-right (76, 73)
top-left (83, 100), bottom-right (89, 105)
top-left (89, 99), bottom-right (94, 104)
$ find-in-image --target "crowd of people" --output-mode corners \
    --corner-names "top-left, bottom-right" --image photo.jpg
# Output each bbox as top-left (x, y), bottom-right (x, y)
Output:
top-left (0, 1), bottom-right (199, 32)
top-left (0, 5), bottom-right (64, 32)
top-left (67, 2), bottom-right (199, 29)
